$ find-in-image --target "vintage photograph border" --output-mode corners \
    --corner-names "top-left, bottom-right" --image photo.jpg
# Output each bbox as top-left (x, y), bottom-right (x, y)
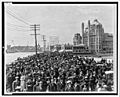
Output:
top-left (2, 1), bottom-right (118, 95)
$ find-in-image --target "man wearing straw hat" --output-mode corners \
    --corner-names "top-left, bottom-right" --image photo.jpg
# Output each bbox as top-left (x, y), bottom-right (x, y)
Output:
top-left (12, 76), bottom-right (20, 92)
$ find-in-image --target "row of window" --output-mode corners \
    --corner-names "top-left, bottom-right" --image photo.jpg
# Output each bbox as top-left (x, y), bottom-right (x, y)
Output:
top-left (73, 49), bottom-right (86, 53)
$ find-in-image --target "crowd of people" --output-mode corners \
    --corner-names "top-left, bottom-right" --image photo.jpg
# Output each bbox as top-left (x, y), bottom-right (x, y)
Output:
top-left (6, 52), bottom-right (113, 92)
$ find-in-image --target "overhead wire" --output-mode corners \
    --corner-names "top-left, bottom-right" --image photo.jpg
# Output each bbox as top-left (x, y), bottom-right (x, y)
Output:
top-left (7, 24), bottom-right (30, 31)
top-left (8, 6), bottom-right (31, 24)
top-left (6, 7), bottom-right (47, 46)
top-left (7, 8), bottom-right (30, 24)
top-left (7, 22), bottom-right (29, 28)
top-left (7, 26), bottom-right (31, 32)
top-left (6, 8), bottom-right (31, 32)
top-left (6, 9), bottom-right (30, 25)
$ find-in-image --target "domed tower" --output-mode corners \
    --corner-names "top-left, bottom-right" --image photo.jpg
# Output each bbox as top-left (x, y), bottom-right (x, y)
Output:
top-left (82, 19), bottom-right (104, 54)
top-left (90, 19), bottom-right (104, 53)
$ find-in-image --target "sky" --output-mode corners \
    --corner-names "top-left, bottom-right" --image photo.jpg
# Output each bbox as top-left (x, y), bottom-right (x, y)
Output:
top-left (5, 3), bottom-right (116, 47)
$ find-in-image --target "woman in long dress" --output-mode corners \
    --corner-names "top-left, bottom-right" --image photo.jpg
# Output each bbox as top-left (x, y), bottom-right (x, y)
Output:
top-left (20, 73), bottom-right (26, 92)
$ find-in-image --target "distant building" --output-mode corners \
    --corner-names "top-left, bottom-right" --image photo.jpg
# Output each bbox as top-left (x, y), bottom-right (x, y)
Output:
top-left (6, 45), bottom-right (42, 53)
top-left (49, 36), bottom-right (60, 52)
top-left (7, 45), bottom-right (11, 50)
top-left (73, 44), bottom-right (89, 54)
top-left (82, 19), bottom-right (105, 53)
top-left (49, 45), bottom-right (55, 51)
top-left (73, 33), bottom-right (82, 45)
top-left (102, 33), bottom-right (113, 53)
top-left (49, 36), bottom-right (59, 46)
top-left (60, 43), bottom-right (73, 52)
top-left (55, 44), bottom-right (62, 51)
top-left (49, 44), bottom-right (62, 52)
top-left (63, 43), bottom-right (73, 50)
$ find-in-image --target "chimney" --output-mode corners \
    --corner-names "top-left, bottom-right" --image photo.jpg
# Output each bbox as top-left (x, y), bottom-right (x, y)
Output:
top-left (82, 22), bottom-right (84, 44)
top-left (88, 20), bottom-right (90, 49)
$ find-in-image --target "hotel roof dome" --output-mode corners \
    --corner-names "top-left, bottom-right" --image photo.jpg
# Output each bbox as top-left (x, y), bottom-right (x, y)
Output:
top-left (92, 19), bottom-right (101, 25)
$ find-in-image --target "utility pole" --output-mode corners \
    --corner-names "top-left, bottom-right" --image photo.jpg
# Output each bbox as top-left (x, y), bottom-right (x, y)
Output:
top-left (30, 24), bottom-right (40, 65)
top-left (42, 35), bottom-right (46, 52)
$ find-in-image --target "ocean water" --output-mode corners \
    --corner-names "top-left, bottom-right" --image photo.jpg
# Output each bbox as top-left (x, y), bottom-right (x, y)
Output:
top-left (5, 52), bottom-right (36, 64)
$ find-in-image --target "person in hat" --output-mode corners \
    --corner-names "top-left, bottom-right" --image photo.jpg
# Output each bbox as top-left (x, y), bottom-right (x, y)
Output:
top-left (42, 79), bottom-right (48, 91)
top-left (83, 84), bottom-right (87, 91)
top-left (56, 78), bottom-right (64, 91)
top-left (26, 78), bottom-right (34, 92)
top-left (106, 78), bottom-right (113, 91)
top-left (12, 76), bottom-right (20, 92)
top-left (33, 80), bottom-right (39, 92)
top-left (39, 81), bottom-right (44, 91)
top-left (48, 79), bottom-right (57, 91)
top-left (6, 73), bottom-right (14, 92)
top-left (65, 80), bottom-right (73, 91)
top-left (73, 82), bottom-right (80, 91)
top-left (84, 76), bottom-right (89, 91)
top-left (33, 80), bottom-right (44, 92)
